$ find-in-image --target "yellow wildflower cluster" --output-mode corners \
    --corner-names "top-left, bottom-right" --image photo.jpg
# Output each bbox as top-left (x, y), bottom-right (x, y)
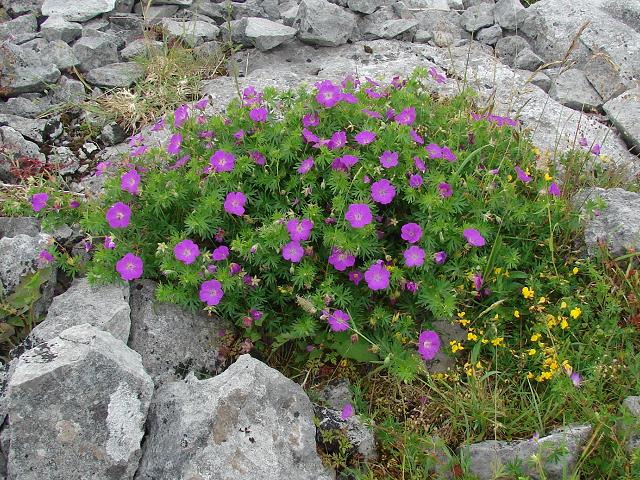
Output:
top-left (450, 340), bottom-right (464, 353)
top-left (522, 286), bottom-right (535, 299)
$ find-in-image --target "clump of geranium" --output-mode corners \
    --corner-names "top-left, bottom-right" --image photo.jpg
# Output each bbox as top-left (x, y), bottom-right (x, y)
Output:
top-left (23, 67), bottom-right (596, 383)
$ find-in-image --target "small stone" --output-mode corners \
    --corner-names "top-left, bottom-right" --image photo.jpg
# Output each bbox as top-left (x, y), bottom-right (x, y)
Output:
top-left (41, 0), bottom-right (117, 22)
top-left (0, 217), bottom-right (41, 239)
top-left (121, 38), bottom-right (162, 60)
top-left (233, 17), bottom-right (297, 51)
top-left (476, 24), bottom-right (502, 45)
top-left (460, 3), bottom-right (494, 33)
top-left (85, 62), bottom-right (144, 88)
top-left (316, 406), bottom-right (377, 462)
top-left (495, 34), bottom-right (530, 67)
top-left (100, 122), bottom-right (127, 145)
top-left (295, 0), bottom-right (358, 47)
top-left (603, 87), bottom-right (640, 152)
top-left (549, 69), bottom-right (603, 112)
top-left (318, 379), bottom-right (353, 410)
top-left (47, 39), bottom-right (80, 70)
top-left (51, 76), bottom-right (86, 104)
top-left (621, 396), bottom-right (640, 453)
top-left (414, 29), bottom-right (433, 43)
top-left (347, 0), bottom-right (385, 15)
top-left (40, 15), bottom-right (82, 43)
top-left (161, 18), bottom-right (219, 46)
top-left (2, 0), bottom-right (44, 16)
top-left (0, 97), bottom-right (50, 119)
top-left (0, 126), bottom-right (45, 183)
top-left (133, 4), bottom-right (179, 24)
top-left (0, 114), bottom-right (48, 144)
top-left (377, 19), bottom-right (419, 39)
top-left (72, 34), bottom-right (119, 72)
top-left (584, 54), bottom-right (632, 102)
top-left (0, 13), bottom-right (37, 43)
top-left (0, 42), bottom-right (60, 96)
top-left (493, 0), bottom-right (524, 30)
top-left (47, 146), bottom-right (80, 175)
top-left (513, 48), bottom-right (543, 71)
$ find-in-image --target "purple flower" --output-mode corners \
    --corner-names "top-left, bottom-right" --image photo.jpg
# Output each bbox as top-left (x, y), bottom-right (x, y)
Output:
top-left (302, 113), bottom-right (320, 127)
top-left (173, 104), bottom-right (189, 128)
top-left (212, 245), bottom-right (229, 261)
top-left (434, 251), bottom-right (447, 265)
top-left (386, 108), bottom-right (395, 120)
top-left (418, 330), bottom-right (441, 361)
top-left (380, 150), bottom-right (399, 168)
top-left (129, 133), bottom-right (144, 147)
top-left (210, 150), bottom-right (235, 173)
top-left (355, 130), bottom-right (376, 145)
top-left (116, 253), bottom-right (143, 281)
top-left (297, 156), bottom-right (314, 174)
top-left (104, 236), bottom-right (116, 249)
top-left (409, 174), bottom-right (423, 188)
top-left (515, 166), bottom-right (532, 183)
top-left (401, 223), bottom-right (423, 243)
top-left (366, 88), bottom-right (383, 99)
top-left (463, 228), bottom-right (486, 247)
top-left (302, 128), bottom-right (320, 144)
top-left (233, 129), bottom-right (245, 141)
top-left (130, 145), bottom-right (148, 157)
top-left (199, 279), bottom-right (224, 306)
top-left (579, 136), bottom-right (588, 147)
top-left (316, 80), bottom-right (342, 108)
top-left (348, 270), bottom-right (363, 286)
top-left (404, 246), bottom-right (425, 267)
top-left (70, 200), bottom-right (80, 209)
top-left (345, 203), bottom-right (372, 228)
top-left (229, 262), bottom-right (241, 275)
top-left (570, 371), bottom-right (582, 387)
top-left (167, 133), bottom-right (182, 155)
top-left (414, 156), bottom-right (426, 172)
top-left (151, 118), bottom-right (165, 132)
top-left (341, 403), bottom-right (354, 420)
top-left (121, 169), bottom-right (141, 195)
top-left (341, 155), bottom-right (358, 168)
top-left (287, 218), bottom-right (314, 242)
top-left (242, 86), bottom-right (262, 106)
top-left (96, 161), bottom-right (110, 176)
top-left (362, 109), bottom-right (382, 119)
top-left (549, 182), bottom-right (561, 197)
top-left (328, 131), bottom-right (347, 150)
top-left (174, 239), bottom-right (200, 265)
top-left (328, 248), bottom-right (356, 271)
top-left (106, 202), bottom-right (132, 229)
top-left (39, 250), bottom-right (54, 264)
top-left (249, 107), bottom-right (267, 122)
top-left (473, 272), bottom-right (483, 291)
top-left (426, 143), bottom-right (442, 159)
top-left (224, 192), bottom-right (246, 216)
top-left (365, 262), bottom-right (390, 290)
top-left (438, 182), bottom-right (453, 198)
top-left (328, 309), bottom-right (350, 332)
top-left (442, 147), bottom-right (456, 162)
top-left (405, 281), bottom-right (417, 293)
top-left (282, 241), bottom-right (304, 263)
top-left (170, 155), bottom-right (190, 170)
top-left (410, 129), bottom-right (424, 145)
top-left (371, 179), bottom-right (396, 204)
top-left (429, 67), bottom-right (447, 84)
top-left (395, 107), bottom-right (416, 126)
top-left (195, 97), bottom-right (208, 110)
top-left (31, 193), bottom-right (48, 212)
top-left (250, 309), bottom-right (262, 320)
top-left (592, 144), bottom-right (601, 155)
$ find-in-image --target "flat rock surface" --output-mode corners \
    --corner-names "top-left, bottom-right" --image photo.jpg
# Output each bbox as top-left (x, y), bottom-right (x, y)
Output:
top-left (603, 87), bottom-right (640, 152)
top-left (85, 62), bottom-right (145, 88)
top-left (41, 0), bottom-right (117, 22)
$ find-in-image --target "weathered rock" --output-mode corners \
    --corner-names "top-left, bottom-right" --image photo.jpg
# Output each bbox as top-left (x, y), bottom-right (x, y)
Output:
top-left (376, 19), bottom-right (419, 39)
top-left (0, 217), bottom-right (40, 239)
top-left (133, 3), bottom-right (179, 23)
top-left (414, 9), bottom-right (466, 47)
top-left (101, 122), bottom-right (127, 145)
top-left (318, 379), bottom-right (353, 410)
top-left (47, 39), bottom-right (80, 70)
top-left (462, 425), bottom-right (592, 480)
top-left (316, 406), bottom-right (377, 462)
top-left (85, 62), bottom-right (144, 87)
top-left (513, 47), bottom-right (544, 71)
top-left (602, 86), bottom-right (640, 152)
top-left (152, 0), bottom-right (192, 5)
top-left (494, 34), bottom-right (530, 67)
top-left (295, 0), bottom-right (358, 47)
top-left (347, 0), bottom-right (386, 15)
top-left (0, 126), bottom-right (44, 183)
top-left (549, 68), bottom-right (603, 111)
top-left (40, 15), bottom-right (82, 43)
top-left (493, 0), bottom-right (524, 31)
top-left (121, 38), bottom-right (162, 60)
top-left (0, 13), bottom-right (37, 43)
top-left (47, 146), bottom-right (80, 175)
top-left (460, 3), bottom-right (494, 33)
top-left (621, 396), bottom-right (640, 453)
top-left (6, 324), bottom-right (153, 480)
top-left (41, 0), bottom-right (117, 21)
top-left (0, 114), bottom-right (48, 144)
top-left (518, 69), bottom-right (551, 92)
top-left (233, 17), bottom-right (297, 51)
top-left (0, 96), bottom-right (50, 119)
top-left (1, 0), bottom-right (44, 16)
top-left (359, 5), bottom-right (399, 41)
top-left (583, 54), bottom-right (631, 102)
top-left (51, 75), bottom-right (86, 104)
top-left (128, 280), bottom-right (225, 386)
top-left (135, 355), bottom-right (333, 480)
top-left (161, 18), bottom-right (219, 46)
top-left (72, 34), bottom-right (119, 72)
top-left (29, 277), bottom-right (130, 346)
top-left (0, 42), bottom-right (60, 96)
top-left (476, 24), bottom-right (501, 45)
top-left (574, 187), bottom-right (640, 256)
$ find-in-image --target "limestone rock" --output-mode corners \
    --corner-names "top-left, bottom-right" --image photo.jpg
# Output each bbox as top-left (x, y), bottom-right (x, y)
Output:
top-left (0, 114), bottom-right (48, 144)
top-left (72, 34), bottom-right (119, 72)
top-left (40, 15), bottom-right (82, 43)
top-left (0, 233), bottom-right (51, 295)
top-left (347, 0), bottom-right (386, 15)
top-left (6, 324), bottom-right (153, 480)
top-left (602, 86), bottom-right (640, 152)
top-left (85, 62), bottom-right (145, 88)
top-left (316, 406), bottom-right (377, 462)
top-left (476, 24), bottom-right (501, 45)
top-left (0, 217), bottom-right (40, 239)
top-left (51, 76), bottom-right (87, 104)
top-left (0, 42), bottom-right (60, 96)
top-left (29, 277), bottom-right (130, 346)
top-left (583, 54), bottom-right (631, 102)
top-left (463, 425), bottom-right (593, 480)
top-left (376, 19), bottom-right (419, 39)
top-left (133, 4), bottom-right (179, 24)
top-left (495, 34), bottom-right (530, 67)
top-left (47, 39), bottom-right (81, 70)
top-left (161, 18), bottom-right (219, 46)
top-left (0, 96), bottom-right (51, 119)
top-left (574, 187), bottom-right (640, 256)
top-left (41, 0), bottom-right (117, 22)
top-left (493, 0), bottom-right (524, 31)
top-left (295, 0), bottom-right (358, 47)
top-left (121, 38), bottom-right (162, 60)
top-left (621, 396), bottom-right (640, 453)
top-left (460, 3), bottom-right (494, 33)
top-left (135, 355), bottom-right (332, 480)
top-left (513, 48), bottom-right (544, 71)
top-left (0, 126), bottom-right (45, 183)
top-left (549, 69), bottom-right (603, 111)
top-left (0, 13), bottom-right (37, 43)
top-left (1, 0), bottom-right (44, 16)
top-left (233, 17), bottom-right (297, 51)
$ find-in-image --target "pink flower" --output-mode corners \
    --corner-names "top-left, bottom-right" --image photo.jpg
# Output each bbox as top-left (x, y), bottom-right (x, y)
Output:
top-left (404, 246), bottom-right (425, 267)
top-left (395, 107), bottom-right (416, 126)
top-left (442, 147), bottom-right (456, 162)
top-left (31, 193), bottom-right (48, 212)
top-left (297, 156), bottom-right (314, 174)
top-left (302, 112), bottom-right (320, 127)
top-left (249, 107), bottom-right (267, 122)
top-left (212, 245), bottom-right (229, 261)
top-left (410, 129), bottom-right (424, 145)
top-left (104, 236), bottom-right (116, 249)
top-left (401, 223), bottom-right (423, 243)
top-left (592, 144), bottom-right (601, 155)
top-left (570, 371), bottom-right (582, 387)
top-left (371, 179), bottom-right (396, 204)
top-left (302, 128), bottom-right (320, 144)
top-left (380, 150), bottom-right (398, 168)
top-left (578, 136), bottom-right (588, 147)
top-left (229, 262), bottom-right (241, 275)
top-left (328, 310), bottom-right (350, 332)
top-left (287, 218), bottom-right (314, 242)
top-left (341, 403), bottom-right (354, 420)
top-left (426, 143), bottom-right (442, 159)
top-left (549, 182), bottom-right (561, 197)
top-left (151, 118), bottom-right (165, 131)
top-left (438, 182), bottom-right (452, 198)
top-left (106, 202), bottom-right (132, 229)
top-left (414, 156), bottom-right (426, 172)
top-left (515, 166), bottom-right (532, 183)
top-left (39, 250), bottom-right (54, 265)
top-left (173, 104), bottom-right (189, 128)
top-left (96, 161), bottom-right (111, 176)
top-left (365, 262), bottom-right (390, 290)
top-left (328, 131), bottom-right (347, 150)
top-left (429, 67), bottom-right (447, 84)
top-left (282, 241), bottom-right (304, 263)
top-left (341, 155), bottom-right (358, 168)
top-left (121, 169), bottom-right (141, 195)
top-left (418, 330), bottom-right (441, 361)
top-left (362, 109), bottom-right (382, 119)
top-left (463, 228), bottom-right (485, 247)
top-left (167, 133), bottom-right (182, 155)
top-left (316, 80), bottom-right (342, 108)
top-left (348, 270), bottom-right (363, 286)
top-left (354, 130), bottom-right (376, 145)
top-left (195, 97), bottom-right (208, 110)
top-left (408, 174), bottom-right (423, 188)
top-left (250, 309), bottom-right (262, 320)
top-left (328, 248), bottom-right (356, 271)
top-left (174, 239), bottom-right (200, 265)
top-left (345, 203), bottom-right (372, 228)
top-left (473, 272), bottom-right (483, 291)
top-left (434, 251), bottom-right (447, 265)
top-left (210, 150), bottom-right (235, 173)
top-left (224, 192), bottom-right (246, 216)
top-left (116, 253), bottom-right (143, 281)
top-left (199, 279), bottom-right (224, 306)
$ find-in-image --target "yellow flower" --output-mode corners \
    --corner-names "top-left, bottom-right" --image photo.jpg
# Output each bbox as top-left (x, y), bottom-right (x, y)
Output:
top-left (457, 311), bottom-right (466, 318)
top-left (538, 297), bottom-right (546, 304)
top-left (522, 287), bottom-right (535, 299)
top-left (546, 314), bottom-right (558, 328)
top-left (570, 307), bottom-right (582, 319)
top-left (481, 338), bottom-right (489, 344)
top-left (572, 267), bottom-right (579, 275)
top-left (339, 359), bottom-right (348, 368)
top-left (560, 317), bottom-right (569, 330)
top-left (561, 301), bottom-right (567, 309)
top-left (450, 340), bottom-right (464, 353)
top-left (491, 337), bottom-right (504, 347)
top-left (544, 173), bottom-right (553, 181)
top-left (494, 267), bottom-right (502, 275)
top-left (527, 371), bottom-right (534, 379)
top-left (507, 174), bottom-right (513, 181)
top-left (459, 318), bottom-right (470, 327)
top-left (528, 349), bottom-right (537, 356)
top-left (467, 332), bottom-right (478, 341)
top-left (513, 310), bottom-right (520, 318)
top-left (531, 333), bottom-right (541, 342)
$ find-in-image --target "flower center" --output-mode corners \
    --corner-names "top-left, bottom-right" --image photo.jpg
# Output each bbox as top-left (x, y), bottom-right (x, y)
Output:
top-left (116, 212), bottom-right (124, 220)
top-left (422, 340), bottom-right (431, 350)
top-left (126, 262), bottom-right (134, 271)
top-left (354, 213), bottom-right (362, 221)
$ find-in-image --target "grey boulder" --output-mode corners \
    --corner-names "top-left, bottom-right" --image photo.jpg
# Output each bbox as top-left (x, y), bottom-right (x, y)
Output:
top-left (0, 217), bottom-right (41, 239)
top-left (493, 0), bottom-right (524, 31)
top-left (476, 24), bottom-right (502, 46)
top-left (0, 114), bottom-right (48, 144)
top-left (135, 354), bottom-right (332, 480)
top-left (72, 34), bottom-right (119, 72)
top-left (462, 425), bottom-right (593, 480)
top-left (1, 0), bottom-right (44, 16)
top-left (620, 396), bottom-right (640, 453)
top-left (494, 35), bottom-right (530, 67)
top-left (549, 69), bottom-right (603, 112)
top-left (6, 324), bottom-right (153, 480)
top-left (0, 42), bottom-right (60, 96)
top-left (161, 18), bottom-right (219, 46)
top-left (41, 0), bottom-right (117, 22)
top-left (347, 0), bottom-right (386, 15)
top-left (47, 39), bottom-right (81, 70)
top-left (0, 233), bottom-right (52, 296)
top-left (316, 406), bottom-right (377, 462)
top-left (0, 126), bottom-right (45, 183)
top-left (603, 87), bottom-right (640, 152)
top-left (85, 62), bottom-right (145, 88)
top-left (460, 3), bottom-right (494, 33)
top-left (295, 0), bottom-right (358, 47)
top-left (233, 17), bottom-right (297, 52)
top-left (29, 277), bottom-right (130, 346)
top-left (0, 13), bottom-right (37, 43)
top-left (40, 15), bottom-right (82, 43)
